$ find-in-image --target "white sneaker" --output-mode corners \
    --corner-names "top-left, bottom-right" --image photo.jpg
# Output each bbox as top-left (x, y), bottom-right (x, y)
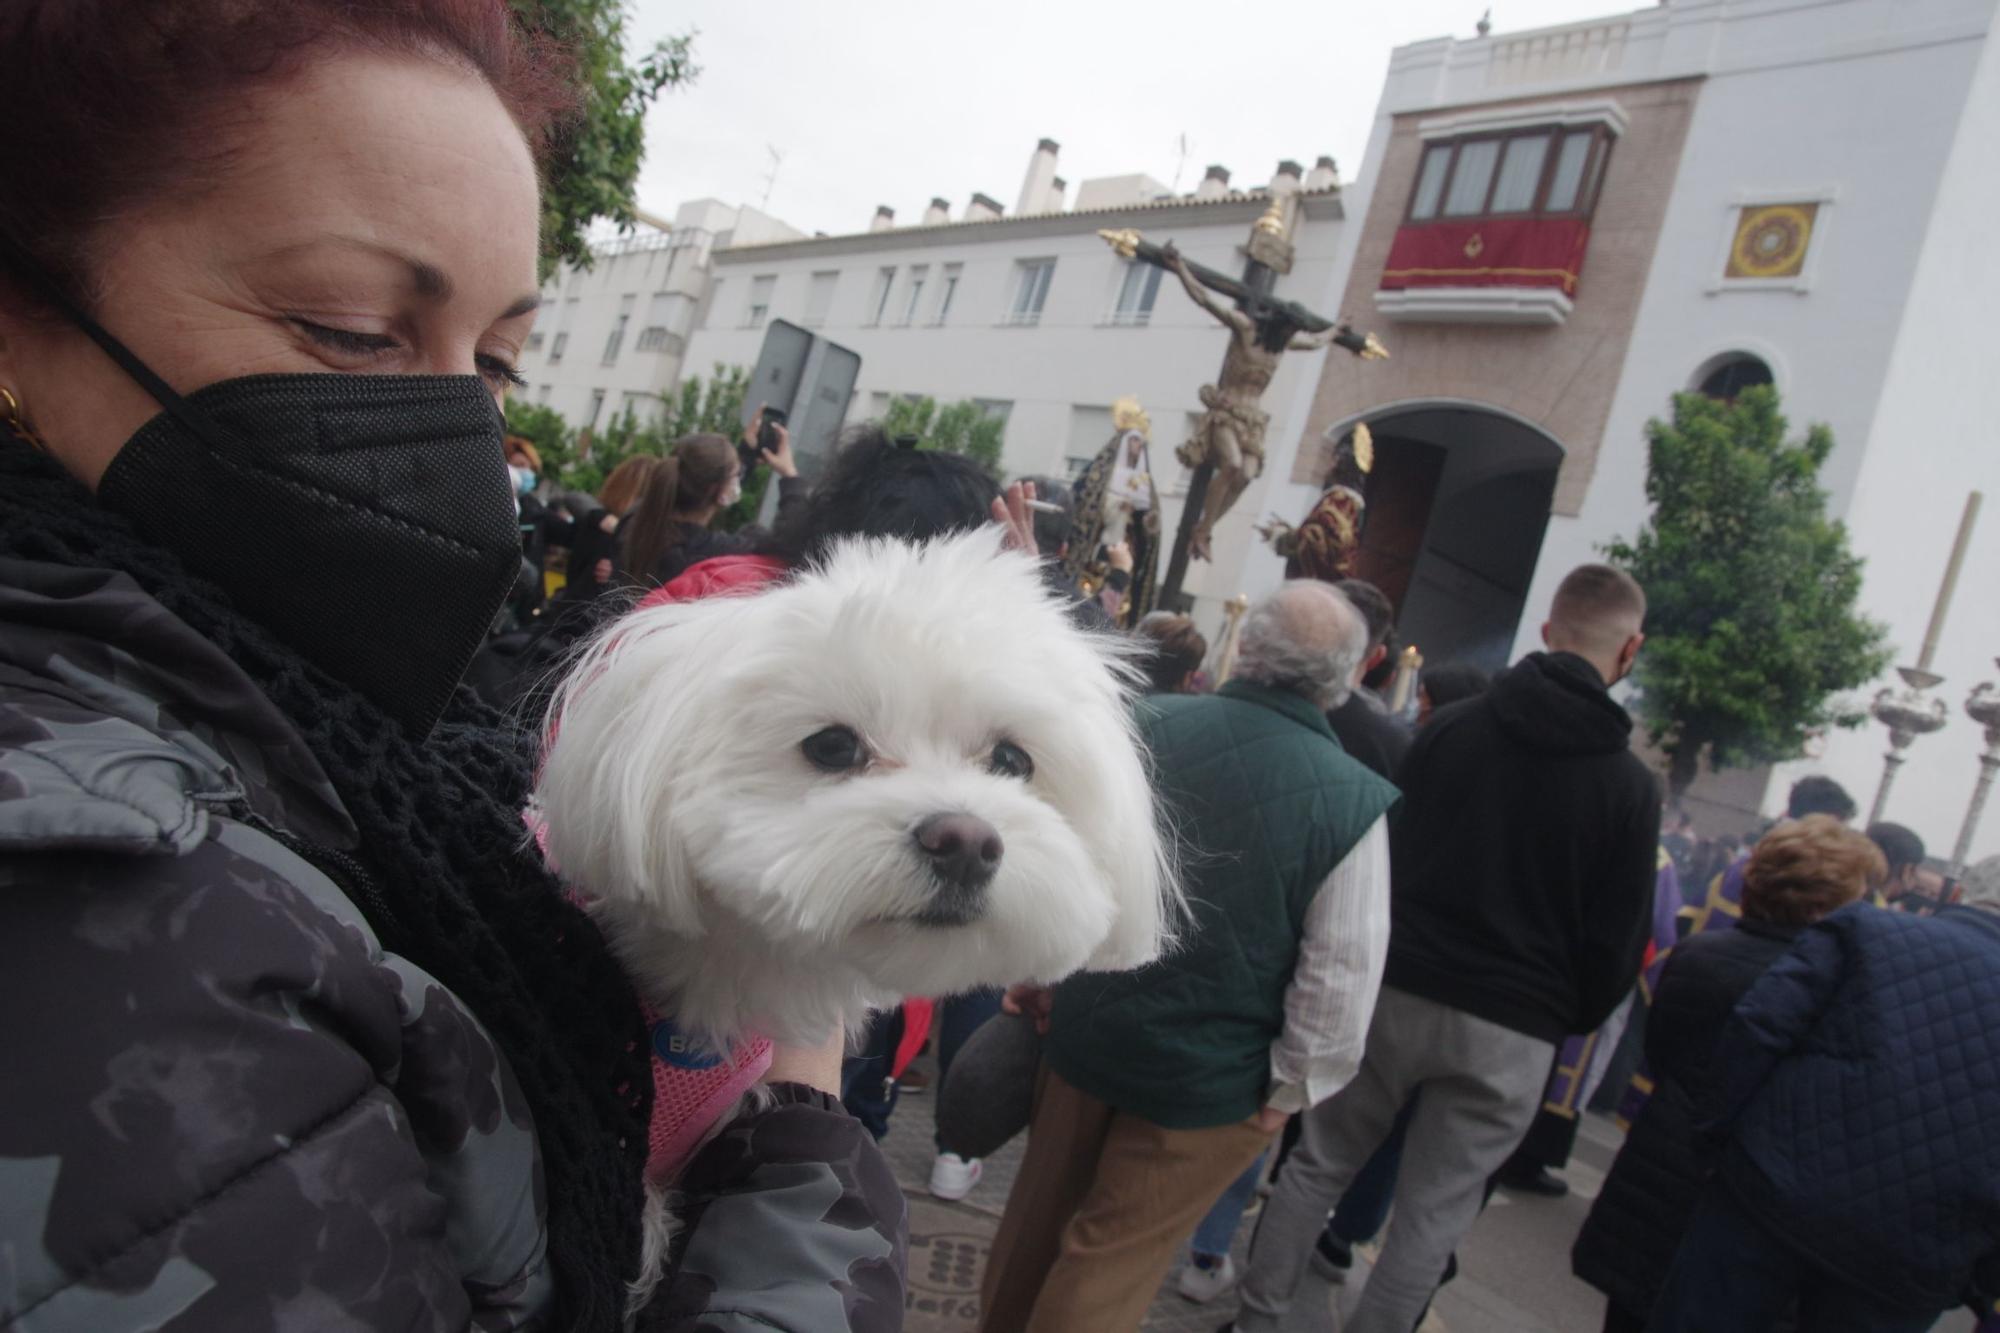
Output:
top-left (929, 1152), bottom-right (983, 1200)
top-left (1176, 1253), bottom-right (1237, 1303)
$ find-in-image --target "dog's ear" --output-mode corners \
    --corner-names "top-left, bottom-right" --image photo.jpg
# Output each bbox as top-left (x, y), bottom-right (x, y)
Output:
top-left (535, 598), bottom-right (742, 938)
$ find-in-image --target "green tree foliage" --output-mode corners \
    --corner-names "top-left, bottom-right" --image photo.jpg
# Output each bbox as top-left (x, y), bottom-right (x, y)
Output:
top-left (1605, 386), bottom-right (1891, 797)
top-left (880, 395), bottom-right (1005, 475)
top-left (513, 0), bottom-right (699, 273)
top-left (501, 364), bottom-right (749, 504)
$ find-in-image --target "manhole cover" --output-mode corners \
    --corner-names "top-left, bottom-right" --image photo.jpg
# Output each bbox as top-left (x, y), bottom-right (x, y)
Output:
top-left (906, 1227), bottom-right (985, 1325)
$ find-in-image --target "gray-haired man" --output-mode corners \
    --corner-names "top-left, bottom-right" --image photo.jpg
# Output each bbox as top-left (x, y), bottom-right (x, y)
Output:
top-left (979, 582), bottom-right (1399, 1333)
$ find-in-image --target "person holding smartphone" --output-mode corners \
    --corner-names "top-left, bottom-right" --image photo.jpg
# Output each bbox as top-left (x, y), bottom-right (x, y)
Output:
top-left (620, 405), bottom-right (802, 586)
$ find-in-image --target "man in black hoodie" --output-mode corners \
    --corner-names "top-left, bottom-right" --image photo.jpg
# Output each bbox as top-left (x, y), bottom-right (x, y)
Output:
top-left (1232, 564), bottom-right (1660, 1333)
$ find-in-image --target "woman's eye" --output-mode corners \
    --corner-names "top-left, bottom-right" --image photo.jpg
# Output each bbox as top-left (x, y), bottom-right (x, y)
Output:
top-left (801, 725), bottom-right (868, 773)
top-left (476, 353), bottom-right (527, 389)
top-left (989, 740), bottom-right (1034, 780)
top-left (290, 319), bottom-right (399, 357)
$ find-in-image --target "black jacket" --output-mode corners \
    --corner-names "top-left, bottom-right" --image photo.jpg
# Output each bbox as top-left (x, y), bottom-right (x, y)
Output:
top-left (1707, 903), bottom-right (2000, 1313)
top-left (1327, 689), bottom-right (1410, 781)
top-left (1382, 651), bottom-right (1660, 1042)
top-left (1572, 919), bottom-right (1802, 1316)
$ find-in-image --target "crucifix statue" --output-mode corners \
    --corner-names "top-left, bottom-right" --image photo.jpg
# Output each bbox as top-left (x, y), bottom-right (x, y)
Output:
top-left (1102, 206), bottom-right (1386, 607)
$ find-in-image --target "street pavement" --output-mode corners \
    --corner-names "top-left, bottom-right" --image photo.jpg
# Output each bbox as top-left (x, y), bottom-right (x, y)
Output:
top-left (880, 1052), bottom-right (1980, 1332)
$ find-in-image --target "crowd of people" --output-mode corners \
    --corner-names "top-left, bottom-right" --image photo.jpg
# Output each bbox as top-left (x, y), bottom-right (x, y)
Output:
top-left (2, 5), bottom-right (1997, 1333)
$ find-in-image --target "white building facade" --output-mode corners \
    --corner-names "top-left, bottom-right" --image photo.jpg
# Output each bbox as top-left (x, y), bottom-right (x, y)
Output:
top-left (513, 199), bottom-right (801, 433)
top-left (1274, 0), bottom-right (2000, 856)
top-left (678, 144), bottom-right (1351, 613)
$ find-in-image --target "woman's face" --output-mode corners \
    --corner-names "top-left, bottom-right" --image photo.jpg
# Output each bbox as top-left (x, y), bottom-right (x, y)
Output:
top-left (0, 51), bottom-right (542, 488)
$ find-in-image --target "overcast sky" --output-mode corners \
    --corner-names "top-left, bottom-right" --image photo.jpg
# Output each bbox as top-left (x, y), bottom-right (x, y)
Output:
top-left (627, 0), bottom-right (1629, 237)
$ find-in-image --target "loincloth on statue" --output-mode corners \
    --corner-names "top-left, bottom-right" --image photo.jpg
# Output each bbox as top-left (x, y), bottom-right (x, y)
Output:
top-left (1179, 386), bottom-right (1272, 476)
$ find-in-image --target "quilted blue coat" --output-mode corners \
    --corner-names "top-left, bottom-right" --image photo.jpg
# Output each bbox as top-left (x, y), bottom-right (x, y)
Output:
top-left (1706, 901), bottom-right (2000, 1313)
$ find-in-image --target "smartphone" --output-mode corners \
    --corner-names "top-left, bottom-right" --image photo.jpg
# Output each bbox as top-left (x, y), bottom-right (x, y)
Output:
top-left (757, 405), bottom-right (788, 456)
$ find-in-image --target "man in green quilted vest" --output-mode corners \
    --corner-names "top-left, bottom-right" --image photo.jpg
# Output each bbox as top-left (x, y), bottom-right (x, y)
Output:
top-left (979, 581), bottom-right (1398, 1333)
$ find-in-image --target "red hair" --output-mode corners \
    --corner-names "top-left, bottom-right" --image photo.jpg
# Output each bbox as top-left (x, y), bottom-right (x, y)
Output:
top-left (0, 0), bottom-right (577, 308)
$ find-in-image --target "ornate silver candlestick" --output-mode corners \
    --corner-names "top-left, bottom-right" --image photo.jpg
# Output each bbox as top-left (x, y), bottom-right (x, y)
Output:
top-left (1868, 667), bottom-right (1950, 825)
top-left (1952, 661), bottom-right (2000, 875)
top-left (1867, 492), bottom-right (1981, 826)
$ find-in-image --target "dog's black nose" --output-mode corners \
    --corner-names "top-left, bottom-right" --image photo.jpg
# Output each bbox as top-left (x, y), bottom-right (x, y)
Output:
top-left (914, 812), bottom-right (1004, 891)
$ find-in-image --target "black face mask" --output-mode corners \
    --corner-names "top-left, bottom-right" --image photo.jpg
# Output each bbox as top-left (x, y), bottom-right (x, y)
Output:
top-left (5, 240), bottom-right (522, 736)
top-left (95, 371), bottom-right (520, 736)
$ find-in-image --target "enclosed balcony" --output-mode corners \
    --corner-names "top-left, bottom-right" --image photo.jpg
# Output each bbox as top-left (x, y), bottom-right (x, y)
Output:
top-left (1376, 103), bottom-right (1623, 326)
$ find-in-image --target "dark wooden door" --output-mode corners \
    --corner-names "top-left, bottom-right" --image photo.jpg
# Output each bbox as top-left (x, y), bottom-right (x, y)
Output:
top-left (1353, 435), bottom-right (1446, 618)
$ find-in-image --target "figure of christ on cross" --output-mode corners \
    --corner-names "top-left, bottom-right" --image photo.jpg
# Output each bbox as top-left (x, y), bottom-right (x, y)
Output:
top-left (1157, 242), bottom-right (1386, 562)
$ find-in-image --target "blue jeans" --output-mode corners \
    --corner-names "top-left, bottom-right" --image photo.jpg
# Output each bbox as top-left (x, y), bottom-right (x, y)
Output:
top-left (1191, 1151), bottom-right (1268, 1258)
top-left (840, 1007), bottom-right (904, 1141)
top-left (1647, 1185), bottom-right (1941, 1333)
top-left (933, 987), bottom-right (1004, 1152)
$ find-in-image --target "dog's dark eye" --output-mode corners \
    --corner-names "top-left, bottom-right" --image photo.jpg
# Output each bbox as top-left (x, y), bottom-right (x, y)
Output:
top-left (989, 740), bottom-right (1034, 780)
top-left (802, 725), bottom-right (868, 773)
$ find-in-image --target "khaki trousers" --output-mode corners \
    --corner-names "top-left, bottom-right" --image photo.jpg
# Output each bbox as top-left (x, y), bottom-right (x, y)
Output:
top-left (978, 1063), bottom-right (1272, 1333)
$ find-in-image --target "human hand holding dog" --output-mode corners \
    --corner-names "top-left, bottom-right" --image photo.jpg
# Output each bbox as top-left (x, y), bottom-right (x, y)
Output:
top-left (763, 1026), bottom-right (843, 1097)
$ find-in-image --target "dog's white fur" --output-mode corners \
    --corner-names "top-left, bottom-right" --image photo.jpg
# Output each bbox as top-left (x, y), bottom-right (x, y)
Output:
top-left (535, 528), bottom-right (1179, 1053)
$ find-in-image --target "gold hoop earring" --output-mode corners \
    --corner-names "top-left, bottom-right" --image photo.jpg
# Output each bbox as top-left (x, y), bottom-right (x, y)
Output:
top-left (1, 386), bottom-right (48, 453)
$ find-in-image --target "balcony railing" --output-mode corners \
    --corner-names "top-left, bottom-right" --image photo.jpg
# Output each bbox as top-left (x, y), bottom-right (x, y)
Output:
top-left (1489, 18), bottom-right (1629, 87)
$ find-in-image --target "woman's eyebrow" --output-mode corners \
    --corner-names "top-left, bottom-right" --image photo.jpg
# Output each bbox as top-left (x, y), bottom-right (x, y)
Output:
top-left (501, 293), bottom-right (540, 319)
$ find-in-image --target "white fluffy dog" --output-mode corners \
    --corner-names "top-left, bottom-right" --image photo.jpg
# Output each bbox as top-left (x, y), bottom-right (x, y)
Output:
top-left (535, 528), bottom-right (1176, 1054)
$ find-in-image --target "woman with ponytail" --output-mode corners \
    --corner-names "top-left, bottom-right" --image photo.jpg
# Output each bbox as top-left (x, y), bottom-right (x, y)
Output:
top-left (621, 420), bottom-right (803, 586)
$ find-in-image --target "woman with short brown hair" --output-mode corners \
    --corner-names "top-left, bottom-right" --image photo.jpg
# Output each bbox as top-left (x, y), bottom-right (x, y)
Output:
top-left (1574, 815), bottom-right (1879, 1331)
top-left (0, 3), bottom-right (897, 1328)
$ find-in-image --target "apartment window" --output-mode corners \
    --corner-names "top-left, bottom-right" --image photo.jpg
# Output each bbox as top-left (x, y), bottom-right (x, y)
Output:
top-left (1006, 260), bottom-right (1055, 326)
top-left (1109, 261), bottom-right (1164, 326)
top-left (899, 266), bottom-right (929, 326)
top-left (549, 296), bottom-right (579, 363)
top-left (602, 294), bottom-right (635, 365)
top-left (635, 326), bottom-right (669, 352)
top-left (526, 331), bottom-right (544, 351)
top-left (537, 383), bottom-right (553, 404)
top-left (867, 267), bottom-right (896, 326)
top-left (586, 388), bottom-right (606, 430)
top-left (974, 398), bottom-right (1012, 428)
top-left (932, 264), bottom-right (962, 325)
top-left (804, 271), bottom-right (838, 327)
top-left (1407, 125), bottom-right (1612, 223)
top-left (743, 274), bottom-right (775, 329)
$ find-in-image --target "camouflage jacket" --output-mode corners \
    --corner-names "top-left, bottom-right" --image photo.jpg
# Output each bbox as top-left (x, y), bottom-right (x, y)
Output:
top-left (0, 557), bottom-right (907, 1332)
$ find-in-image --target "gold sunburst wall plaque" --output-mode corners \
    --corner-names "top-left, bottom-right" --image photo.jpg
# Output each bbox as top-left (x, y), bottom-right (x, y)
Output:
top-left (1727, 203), bottom-right (1818, 279)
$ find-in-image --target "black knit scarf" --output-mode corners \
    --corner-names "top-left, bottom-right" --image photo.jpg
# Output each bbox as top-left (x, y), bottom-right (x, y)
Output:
top-left (0, 435), bottom-right (650, 1330)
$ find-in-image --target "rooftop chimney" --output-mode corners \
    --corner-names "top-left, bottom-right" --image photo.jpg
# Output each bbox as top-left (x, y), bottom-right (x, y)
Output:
top-left (1305, 155), bottom-right (1340, 192)
top-left (1045, 175), bottom-right (1067, 213)
top-left (870, 204), bottom-right (895, 233)
top-left (1194, 164), bottom-right (1231, 201)
top-left (923, 196), bottom-right (951, 226)
top-left (1016, 137), bottom-right (1060, 216)
top-left (965, 192), bottom-right (1004, 223)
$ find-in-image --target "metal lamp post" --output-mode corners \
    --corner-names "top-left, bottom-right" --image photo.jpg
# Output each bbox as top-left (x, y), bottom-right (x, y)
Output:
top-left (1952, 662), bottom-right (2000, 875)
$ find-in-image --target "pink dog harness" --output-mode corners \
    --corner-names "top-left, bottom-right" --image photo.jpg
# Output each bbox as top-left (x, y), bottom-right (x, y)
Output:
top-left (640, 1004), bottom-right (772, 1186)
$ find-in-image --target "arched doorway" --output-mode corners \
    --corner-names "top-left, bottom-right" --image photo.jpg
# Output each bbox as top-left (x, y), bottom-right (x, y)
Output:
top-left (1328, 401), bottom-right (1565, 672)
